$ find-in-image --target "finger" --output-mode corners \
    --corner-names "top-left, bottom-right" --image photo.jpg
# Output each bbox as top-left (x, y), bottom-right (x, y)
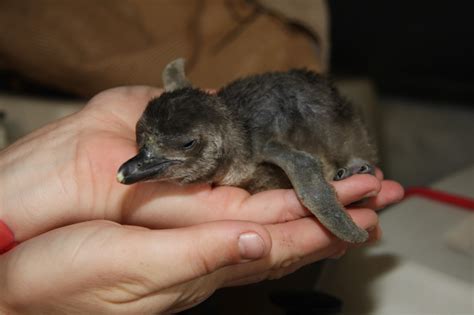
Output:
top-left (225, 222), bottom-right (383, 287)
top-left (357, 180), bottom-right (405, 210)
top-left (326, 222), bottom-right (382, 257)
top-left (224, 214), bottom-right (381, 287)
top-left (219, 218), bottom-right (342, 286)
top-left (220, 188), bottom-right (307, 222)
top-left (365, 224), bottom-right (383, 243)
top-left (225, 241), bottom-right (345, 287)
top-left (375, 168), bottom-right (384, 180)
top-left (218, 208), bottom-right (378, 286)
top-left (84, 86), bottom-right (163, 129)
top-left (123, 174), bottom-right (383, 230)
top-left (236, 174), bottom-right (381, 221)
top-left (122, 183), bottom-right (307, 228)
top-left (125, 220), bottom-right (272, 289)
top-left (224, 243), bottom-right (342, 287)
top-left (346, 224), bottom-right (383, 250)
top-left (331, 174), bottom-right (381, 205)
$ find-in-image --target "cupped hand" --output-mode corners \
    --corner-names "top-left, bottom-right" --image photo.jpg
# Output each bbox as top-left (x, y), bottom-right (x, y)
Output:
top-left (0, 219), bottom-right (271, 314)
top-left (0, 86), bottom-right (403, 242)
top-left (0, 206), bottom-right (378, 314)
top-left (0, 86), bottom-right (404, 313)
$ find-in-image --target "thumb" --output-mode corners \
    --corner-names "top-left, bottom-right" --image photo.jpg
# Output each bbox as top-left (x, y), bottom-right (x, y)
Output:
top-left (127, 221), bottom-right (272, 288)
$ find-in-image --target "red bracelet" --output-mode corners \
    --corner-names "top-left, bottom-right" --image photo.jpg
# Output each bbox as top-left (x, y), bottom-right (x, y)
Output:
top-left (0, 220), bottom-right (17, 254)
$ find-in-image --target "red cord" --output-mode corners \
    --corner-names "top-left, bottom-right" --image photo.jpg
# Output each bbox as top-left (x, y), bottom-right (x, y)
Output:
top-left (404, 187), bottom-right (474, 211)
top-left (0, 220), bottom-right (17, 254)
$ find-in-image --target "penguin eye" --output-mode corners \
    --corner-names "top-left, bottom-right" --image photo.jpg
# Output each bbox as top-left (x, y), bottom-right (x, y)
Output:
top-left (182, 139), bottom-right (197, 150)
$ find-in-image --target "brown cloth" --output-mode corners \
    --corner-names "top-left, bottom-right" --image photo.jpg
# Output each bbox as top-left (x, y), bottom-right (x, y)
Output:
top-left (0, 0), bottom-right (329, 97)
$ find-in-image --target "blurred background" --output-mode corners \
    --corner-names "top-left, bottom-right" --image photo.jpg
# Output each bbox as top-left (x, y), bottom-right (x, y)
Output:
top-left (0, 1), bottom-right (472, 314)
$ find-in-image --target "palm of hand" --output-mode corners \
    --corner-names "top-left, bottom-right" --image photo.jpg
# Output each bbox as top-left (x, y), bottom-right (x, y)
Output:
top-left (3, 85), bottom-right (397, 241)
top-left (1, 87), bottom-right (265, 313)
top-left (3, 86), bottom-right (255, 240)
top-left (0, 86), bottom-right (403, 314)
top-left (77, 86), bottom-right (261, 227)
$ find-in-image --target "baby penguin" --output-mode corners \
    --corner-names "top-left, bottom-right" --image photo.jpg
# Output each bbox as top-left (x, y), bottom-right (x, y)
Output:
top-left (117, 58), bottom-right (377, 243)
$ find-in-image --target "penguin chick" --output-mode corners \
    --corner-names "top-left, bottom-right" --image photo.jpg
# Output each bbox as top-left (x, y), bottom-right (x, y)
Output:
top-left (117, 58), bottom-right (377, 243)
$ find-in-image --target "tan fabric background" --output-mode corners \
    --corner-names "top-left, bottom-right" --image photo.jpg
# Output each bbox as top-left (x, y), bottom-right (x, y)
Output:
top-left (0, 0), bottom-right (329, 97)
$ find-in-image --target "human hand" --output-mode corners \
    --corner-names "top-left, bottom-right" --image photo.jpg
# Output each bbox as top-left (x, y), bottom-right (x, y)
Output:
top-left (0, 87), bottom-right (404, 313)
top-left (0, 86), bottom-right (403, 242)
top-left (0, 176), bottom-right (400, 314)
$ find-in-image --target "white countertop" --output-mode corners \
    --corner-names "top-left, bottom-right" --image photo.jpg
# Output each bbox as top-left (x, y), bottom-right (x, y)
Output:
top-left (318, 166), bottom-right (474, 315)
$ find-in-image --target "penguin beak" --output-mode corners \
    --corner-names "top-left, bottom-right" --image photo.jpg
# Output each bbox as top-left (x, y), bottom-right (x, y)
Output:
top-left (116, 150), bottom-right (177, 185)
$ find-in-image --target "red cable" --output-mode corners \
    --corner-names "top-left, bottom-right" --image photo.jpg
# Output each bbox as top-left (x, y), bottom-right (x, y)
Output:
top-left (404, 187), bottom-right (474, 211)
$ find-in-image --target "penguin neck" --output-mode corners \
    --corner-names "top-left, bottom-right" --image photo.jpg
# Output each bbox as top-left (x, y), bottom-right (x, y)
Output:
top-left (212, 108), bottom-right (252, 186)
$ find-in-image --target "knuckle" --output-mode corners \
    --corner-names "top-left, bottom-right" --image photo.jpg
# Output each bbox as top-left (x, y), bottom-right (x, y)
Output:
top-left (189, 242), bottom-right (239, 276)
top-left (189, 249), bottom-right (216, 276)
top-left (267, 256), bottom-right (302, 280)
top-left (278, 256), bottom-right (302, 270)
top-left (277, 190), bottom-right (306, 222)
top-left (274, 225), bottom-right (296, 250)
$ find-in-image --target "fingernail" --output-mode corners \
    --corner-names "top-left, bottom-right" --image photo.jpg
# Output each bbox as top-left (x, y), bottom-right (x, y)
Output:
top-left (238, 232), bottom-right (266, 260)
top-left (363, 191), bottom-right (378, 198)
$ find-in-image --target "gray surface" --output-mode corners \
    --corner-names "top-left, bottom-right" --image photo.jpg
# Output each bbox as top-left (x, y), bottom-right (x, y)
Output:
top-left (0, 94), bottom-right (84, 143)
top-left (380, 98), bottom-right (474, 186)
top-left (318, 165), bottom-right (474, 314)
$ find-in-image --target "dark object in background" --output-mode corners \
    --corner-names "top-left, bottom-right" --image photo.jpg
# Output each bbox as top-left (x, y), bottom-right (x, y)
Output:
top-left (0, 111), bottom-right (6, 149)
top-left (270, 290), bottom-right (343, 315)
top-left (330, 1), bottom-right (474, 103)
